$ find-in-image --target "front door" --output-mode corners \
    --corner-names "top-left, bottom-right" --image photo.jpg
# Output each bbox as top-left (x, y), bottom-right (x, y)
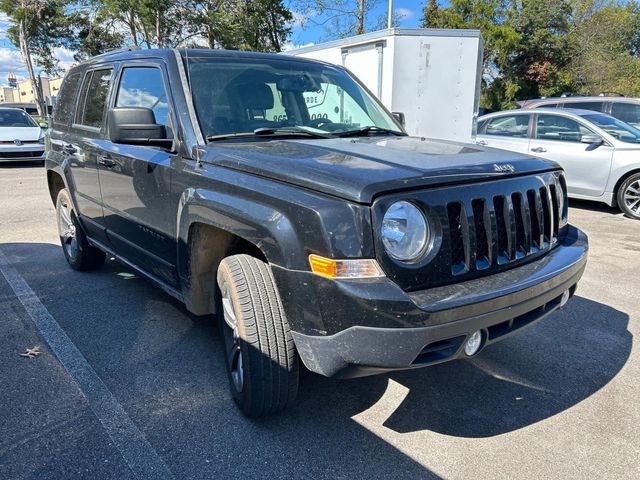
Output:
top-left (529, 114), bottom-right (614, 197)
top-left (97, 64), bottom-right (180, 287)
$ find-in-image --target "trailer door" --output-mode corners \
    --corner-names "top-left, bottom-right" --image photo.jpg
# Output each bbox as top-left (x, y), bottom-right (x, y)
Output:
top-left (341, 42), bottom-right (384, 99)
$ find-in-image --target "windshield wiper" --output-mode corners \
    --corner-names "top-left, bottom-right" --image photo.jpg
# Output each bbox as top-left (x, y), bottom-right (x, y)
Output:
top-left (335, 126), bottom-right (407, 137)
top-left (207, 127), bottom-right (334, 142)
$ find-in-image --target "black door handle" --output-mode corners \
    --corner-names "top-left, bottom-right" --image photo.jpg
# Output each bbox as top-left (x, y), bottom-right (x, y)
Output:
top-left (62, 144), bottom-right (77, 155)
top-left (98, 156), bottom-right (116, 168)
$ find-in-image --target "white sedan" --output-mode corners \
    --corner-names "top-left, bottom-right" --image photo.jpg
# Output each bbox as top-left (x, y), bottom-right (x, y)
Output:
top-left (0, 107), bottom-right (46, 163)
top-left (478, 108), bottom-right (640, 219)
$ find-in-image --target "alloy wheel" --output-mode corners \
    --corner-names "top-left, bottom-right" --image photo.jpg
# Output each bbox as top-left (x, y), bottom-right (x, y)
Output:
top-left (58, 199), bottom-right (78, 260)
top-left (221, 284), bottom-right (244, 393)
top-left (624, 180), bottom-right (640, 215)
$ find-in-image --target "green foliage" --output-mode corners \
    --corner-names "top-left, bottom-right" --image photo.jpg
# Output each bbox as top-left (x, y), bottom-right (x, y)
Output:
top-left (0, 0), bottom-right (73, 74)
top-left (422, 0), bottom-right (640, 108)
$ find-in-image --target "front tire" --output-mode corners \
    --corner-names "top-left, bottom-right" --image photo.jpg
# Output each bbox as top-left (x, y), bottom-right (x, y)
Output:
top-left (617, 173), bottom-right (640, 220)
top-left (56, 188), bottom-right (106, 270)
top-left (217, 255), bottom-right (299, 417)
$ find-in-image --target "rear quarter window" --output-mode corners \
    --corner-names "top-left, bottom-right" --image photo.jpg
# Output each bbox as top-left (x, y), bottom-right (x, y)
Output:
top-left (53, 72), bottom-right (81, 126)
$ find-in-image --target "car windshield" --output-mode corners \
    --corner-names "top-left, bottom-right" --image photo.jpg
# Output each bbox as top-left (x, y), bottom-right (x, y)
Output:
top-left (0, 109), bottom-right (38, 128)
top-left (186, 55), bottom-right (403, 139)
top-left (582, 113), bottom-right (640, 144)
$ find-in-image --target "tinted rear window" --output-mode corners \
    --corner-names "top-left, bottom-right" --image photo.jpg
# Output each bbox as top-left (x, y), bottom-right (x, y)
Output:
top-left (53, 73), bottom-right (81, 126)
top-left (564, 101), bottom-right (606, 112)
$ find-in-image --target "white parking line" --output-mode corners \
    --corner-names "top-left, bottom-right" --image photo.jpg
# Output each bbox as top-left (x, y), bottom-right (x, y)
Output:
top-left (0, 248), bottom-right (174, 480)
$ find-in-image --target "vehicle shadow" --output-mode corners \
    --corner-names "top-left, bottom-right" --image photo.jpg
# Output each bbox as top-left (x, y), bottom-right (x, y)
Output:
top-left (0, 242), bottom-right (631, 478)
top-left (276, 296), bottom-right (631, 439)
top-left (569, 198), bottom-right (621, 216)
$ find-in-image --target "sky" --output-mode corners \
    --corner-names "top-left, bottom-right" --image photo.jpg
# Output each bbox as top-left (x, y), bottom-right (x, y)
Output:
top-left (0, 1), bottom-right (423, 87)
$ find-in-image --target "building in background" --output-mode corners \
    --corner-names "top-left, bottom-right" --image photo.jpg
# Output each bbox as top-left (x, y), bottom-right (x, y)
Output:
top-left (49, 78), bottom-right (63, 101)
top-left (0, 87), bottom-right (15, 103)
top-left (0, 76), bottom-right (64, 106)
top-left (16, 78), bottom-right (51, 104)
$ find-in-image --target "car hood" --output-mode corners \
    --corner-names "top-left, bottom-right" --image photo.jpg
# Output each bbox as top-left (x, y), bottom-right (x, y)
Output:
top-left (0, 126), bottom-right (42, 142)
top-left (201, 136), bottom-right (560, 203)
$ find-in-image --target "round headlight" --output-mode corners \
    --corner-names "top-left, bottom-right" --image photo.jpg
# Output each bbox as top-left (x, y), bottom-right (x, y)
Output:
top-left (381, 201), bottom-right (429, 261)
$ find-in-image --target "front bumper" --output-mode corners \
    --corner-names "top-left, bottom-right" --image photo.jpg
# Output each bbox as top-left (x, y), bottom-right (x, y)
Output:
top-left (272, 225), bottom-right (588, 378)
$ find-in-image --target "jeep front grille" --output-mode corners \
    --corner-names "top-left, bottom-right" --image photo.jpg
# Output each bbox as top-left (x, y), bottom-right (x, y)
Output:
top-left (373, 171), bottom-right (568, 292)
top-left (447, 184), bottom-right (562, 274)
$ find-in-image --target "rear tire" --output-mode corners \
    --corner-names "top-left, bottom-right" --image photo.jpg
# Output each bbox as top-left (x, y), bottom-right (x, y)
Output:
top-left (617, 173), bottom-right (640, 220)
top-left (55, 188), bottom-right (106, 270)
top-left (217, 254), bottom-right (298, 417)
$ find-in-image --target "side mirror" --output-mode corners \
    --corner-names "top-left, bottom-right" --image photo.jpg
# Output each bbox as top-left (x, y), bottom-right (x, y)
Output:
top-left (107, 107), bottom-right (172, 147)
top-left (392, 111), bottom-right (406, 128)
top-left (39, 122), bottom-right (49, 129)
top-left (581, 134), bottom-right (603, 145)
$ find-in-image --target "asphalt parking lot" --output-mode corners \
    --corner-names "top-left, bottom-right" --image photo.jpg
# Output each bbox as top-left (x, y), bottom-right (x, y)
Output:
top-left (0, 162), bottom-right (638, 479)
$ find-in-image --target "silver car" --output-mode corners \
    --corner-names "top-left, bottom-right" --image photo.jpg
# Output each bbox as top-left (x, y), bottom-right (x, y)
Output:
top-left (517, 96), bottom-right (640, 129)
top-left (477, 108), bottom-right (640, 219)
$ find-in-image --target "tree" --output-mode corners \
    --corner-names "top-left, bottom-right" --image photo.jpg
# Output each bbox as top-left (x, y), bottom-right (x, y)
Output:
top-left (296, 0), bottom-right (381, 39)
top-left (0, 0), bottom-right (72, 116)
top-left (569, 2), bottom-right (640, 96)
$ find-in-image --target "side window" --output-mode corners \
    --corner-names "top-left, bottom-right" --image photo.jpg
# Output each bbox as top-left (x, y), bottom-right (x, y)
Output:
top-left (611, 103), bottom-right (640, 127)
top-left (564, 101), bottom-right (605, 113)
top-left (53, 73), bottom-right (81, 126)
top-left (485, 115), bottom-right (530, 138)
top-left (76, 69), bottom-right (112, 128)
top-left (116, 67), bottom-right (170, 130)
top-left (536, 115), bottom-right (592, 142)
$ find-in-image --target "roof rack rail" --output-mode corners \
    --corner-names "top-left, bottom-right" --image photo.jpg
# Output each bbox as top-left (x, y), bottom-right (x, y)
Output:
top-left (598, 92), bottom-right (625, 97)
top-left (92, 46), bottom-right (142, 59)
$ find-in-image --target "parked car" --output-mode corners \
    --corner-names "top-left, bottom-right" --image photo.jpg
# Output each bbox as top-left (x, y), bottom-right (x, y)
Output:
top-left (517, 96), bottom-right (640, 129)
top-left (46, 48), bottom-right (588, 417)
top-left (0, 107), bottom-right (46, 163)
top-left (1, 102), bottom-right (52, 128)
top-left (478, 108), bottom-right (640, 219)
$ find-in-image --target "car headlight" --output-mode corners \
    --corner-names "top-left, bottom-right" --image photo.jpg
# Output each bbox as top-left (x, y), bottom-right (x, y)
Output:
top-left (381, 201), bottom-right (429, 261)
top-left (38, 135), bottom-right (45, 144)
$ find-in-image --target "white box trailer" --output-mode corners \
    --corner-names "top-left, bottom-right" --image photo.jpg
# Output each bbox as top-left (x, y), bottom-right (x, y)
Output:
top-left (285, 28), bottom-right (483, 143)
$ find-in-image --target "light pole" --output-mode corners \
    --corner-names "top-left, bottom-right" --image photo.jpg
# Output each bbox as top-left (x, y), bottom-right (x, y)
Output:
top-left (387, 0), bottom-right (394, 29)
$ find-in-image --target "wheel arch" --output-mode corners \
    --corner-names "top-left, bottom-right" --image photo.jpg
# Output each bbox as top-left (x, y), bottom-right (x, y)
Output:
top-left (612, 168), bottom-right (640, 207)
top-left (176, 188), bottom-right (304, 316)
top-left (47, 169), bottom-right (67, 205)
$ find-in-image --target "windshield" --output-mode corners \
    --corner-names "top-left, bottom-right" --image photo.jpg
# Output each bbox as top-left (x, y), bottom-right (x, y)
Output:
top-left (0, 109), bottom-right (38, 128)
top-left (583, 113), bottom-right (640, 144)
top-left (186, 56), bottom-right (403, 139)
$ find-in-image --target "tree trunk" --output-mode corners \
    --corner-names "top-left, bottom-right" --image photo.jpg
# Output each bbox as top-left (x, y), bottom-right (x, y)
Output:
top-left (17, 7), bottom-right (46, 118)
top-left (156, 11), bottom-right (163, 48)
top-left (128, 9), bottom-right (138, 46)
top-left (357, 0), bottom-right (365, 35)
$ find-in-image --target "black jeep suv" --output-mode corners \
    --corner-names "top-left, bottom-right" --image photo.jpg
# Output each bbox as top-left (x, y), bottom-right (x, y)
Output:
top-left (46, 48), bottom-right (588, 417)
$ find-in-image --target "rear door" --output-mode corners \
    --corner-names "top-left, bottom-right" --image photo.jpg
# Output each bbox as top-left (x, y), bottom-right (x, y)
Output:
top-left (476, 113), bottom-right (532, 153)
top-left (97, 62), bottom-right (179, 287)
top-left (66, 67), bottom-right (114, 244)
top-left (528, 113), bottom-right (614, 197)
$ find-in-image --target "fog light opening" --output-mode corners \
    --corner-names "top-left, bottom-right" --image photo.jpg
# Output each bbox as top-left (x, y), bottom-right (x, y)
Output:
top-left (560, 289), bottom-right (570, 308)
top-left (464, 330), bottom-right (483, 357)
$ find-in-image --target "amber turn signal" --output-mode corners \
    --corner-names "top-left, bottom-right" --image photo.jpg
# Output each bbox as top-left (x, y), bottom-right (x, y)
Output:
top-left (308, 254), bottom-right (385, 279)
